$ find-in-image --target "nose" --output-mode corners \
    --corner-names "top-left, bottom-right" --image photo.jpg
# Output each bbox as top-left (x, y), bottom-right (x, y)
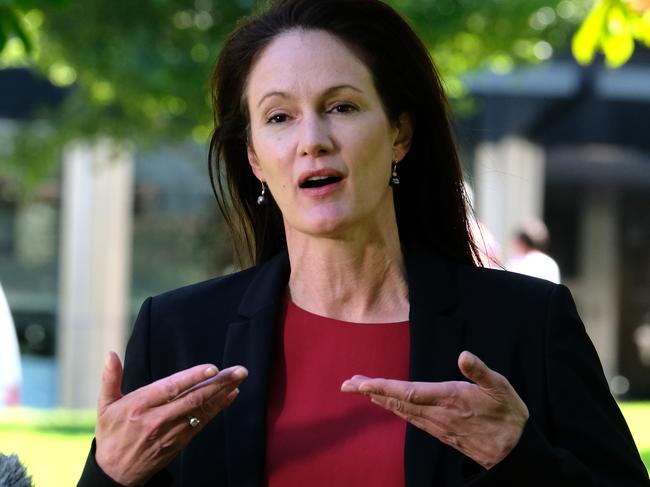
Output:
top-left (297, 113), bottom-right (334, 158)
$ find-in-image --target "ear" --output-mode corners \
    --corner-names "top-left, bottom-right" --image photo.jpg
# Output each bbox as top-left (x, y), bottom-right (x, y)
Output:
top-left (392, 113), bottom-right (414, 162)
top-left (247, 144), bottom-right (265, 181)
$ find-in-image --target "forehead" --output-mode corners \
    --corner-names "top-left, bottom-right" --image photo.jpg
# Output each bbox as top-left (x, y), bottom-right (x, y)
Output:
top-left (245, 29), bottom-right (375, 102)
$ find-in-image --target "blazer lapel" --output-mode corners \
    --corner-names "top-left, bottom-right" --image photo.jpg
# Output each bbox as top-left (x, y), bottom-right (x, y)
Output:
top-left (404, 250), bottom-right (466, 487)
top-left (222, 252), bottom-right (290, 487)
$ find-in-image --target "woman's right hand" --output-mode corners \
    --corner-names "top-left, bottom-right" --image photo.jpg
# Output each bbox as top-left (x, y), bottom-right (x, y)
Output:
top-left (95, 352), bottom-right (247, 486)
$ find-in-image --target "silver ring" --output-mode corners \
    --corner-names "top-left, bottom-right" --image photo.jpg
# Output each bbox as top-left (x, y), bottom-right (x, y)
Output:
top-left (188, 415), bottom-right (200, 428)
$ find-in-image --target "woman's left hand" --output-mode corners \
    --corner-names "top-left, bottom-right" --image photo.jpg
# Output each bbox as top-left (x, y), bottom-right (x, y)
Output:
top-left (341, 351), bottom-right (529, 470)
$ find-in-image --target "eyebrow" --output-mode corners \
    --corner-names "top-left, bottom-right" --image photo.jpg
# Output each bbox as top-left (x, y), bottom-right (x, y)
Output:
top-left (256, 84), bottom-right (363, 108)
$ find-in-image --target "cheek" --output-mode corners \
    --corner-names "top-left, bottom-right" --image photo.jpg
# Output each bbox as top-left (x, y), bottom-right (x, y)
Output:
top-left (251, 142), bottom-right (286, 177)
top-left (350, 129), bottom-right (393, 176)
top-left (352, 115), bottom-right (393, 154)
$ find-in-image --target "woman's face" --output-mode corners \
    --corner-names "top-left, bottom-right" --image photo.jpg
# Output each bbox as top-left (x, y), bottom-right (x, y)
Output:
top-left (245, 29), bottom-right (411, 239)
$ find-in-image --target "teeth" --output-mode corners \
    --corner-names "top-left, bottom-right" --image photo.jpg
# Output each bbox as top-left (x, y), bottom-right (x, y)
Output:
top-left (300, 174), bottom-right (342, 189)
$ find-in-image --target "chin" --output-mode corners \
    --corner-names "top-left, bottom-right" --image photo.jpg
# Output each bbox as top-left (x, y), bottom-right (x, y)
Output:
top-left (305, 220), bottom-right (350, 238)
top-left (291, 210), bottom-right (354, 238)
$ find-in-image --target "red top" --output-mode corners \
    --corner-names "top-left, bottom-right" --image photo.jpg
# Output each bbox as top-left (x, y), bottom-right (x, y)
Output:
top-left (265, 300), bottom-right (410, 487)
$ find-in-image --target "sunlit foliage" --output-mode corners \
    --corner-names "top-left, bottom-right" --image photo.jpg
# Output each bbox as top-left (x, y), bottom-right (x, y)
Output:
top-left (573, 0), bottom-right (650, 67)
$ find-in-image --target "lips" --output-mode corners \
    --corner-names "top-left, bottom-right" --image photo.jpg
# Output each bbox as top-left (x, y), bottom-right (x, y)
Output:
top-left (298, 169), bottom-right (344, 189)
top-left (301, 175), bottom-right (342, 188)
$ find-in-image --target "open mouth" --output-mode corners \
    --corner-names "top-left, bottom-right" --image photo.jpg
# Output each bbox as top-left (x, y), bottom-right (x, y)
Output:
top-left (300, 176), bottom-right (343, 189)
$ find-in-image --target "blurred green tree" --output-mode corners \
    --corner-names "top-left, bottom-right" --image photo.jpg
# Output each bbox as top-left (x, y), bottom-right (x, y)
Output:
top-left (0, 1), bottom-right (32, 55)
top-left (0, 0), bottom-right (645, 196)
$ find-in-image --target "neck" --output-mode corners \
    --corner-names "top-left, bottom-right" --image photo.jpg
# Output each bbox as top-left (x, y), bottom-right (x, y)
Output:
top-left (285, 216), bottom-right (409, 323)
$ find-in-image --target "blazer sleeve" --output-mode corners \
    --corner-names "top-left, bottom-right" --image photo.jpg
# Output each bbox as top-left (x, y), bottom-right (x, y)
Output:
top-left (468, 284), bottom-right (648, 486)
top-left (77, 297), bottom-right (175, 487)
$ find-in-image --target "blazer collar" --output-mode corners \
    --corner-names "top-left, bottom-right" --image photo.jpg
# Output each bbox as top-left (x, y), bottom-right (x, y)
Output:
top-left (237, 251), bottom-right (291, 318)
top-left (404, 246), bottom-right (458, 313)
top-left (404, 248), bottom-right (466, 486)
top-left (222, 251), bottom-right (290, 487)
top-left (223, 249), bottom-right (466, 487)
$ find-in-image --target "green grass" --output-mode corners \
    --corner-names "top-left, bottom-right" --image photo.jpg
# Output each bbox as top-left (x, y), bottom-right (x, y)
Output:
top-left (1, 403), bottom-right (649, 486)
top-left (622, 402), bottom-right (650, 472)
top-left (0, 409), bottom-right (95, 486)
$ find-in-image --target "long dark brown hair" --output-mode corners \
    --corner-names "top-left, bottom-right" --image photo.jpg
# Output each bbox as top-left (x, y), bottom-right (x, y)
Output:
top-left (209, 0), bottom-right (480, 267)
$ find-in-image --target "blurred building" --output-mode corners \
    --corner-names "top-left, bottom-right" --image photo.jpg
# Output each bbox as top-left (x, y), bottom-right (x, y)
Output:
top-left (463, 49), bottom-right (650, 397)
top-left (0, 68), bottom-right (231, 407)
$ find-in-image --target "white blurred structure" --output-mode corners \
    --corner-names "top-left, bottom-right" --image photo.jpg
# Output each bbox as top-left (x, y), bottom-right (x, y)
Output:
top-left (0, 280), bottom-right (21, 407)
top-left (57, 140), bottom-right (134, 408)
top-left (464, 182), bottom-right (502, 268)
top-left (474, 136), bottom-right (546, 262)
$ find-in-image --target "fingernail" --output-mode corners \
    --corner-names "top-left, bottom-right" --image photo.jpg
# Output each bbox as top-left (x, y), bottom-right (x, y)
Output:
top-left (204, 366), bottom-right (218, 378)
top-left (227, 388), bottom-right (240, 402)
top-left (464, 352), bottom-right (475, 369)
top-left (105, 352), bottom-right (113, 368)
top-left (231, 367), bottom-right (248, 380)
top-left (340, 381), bottom-right (354, 392)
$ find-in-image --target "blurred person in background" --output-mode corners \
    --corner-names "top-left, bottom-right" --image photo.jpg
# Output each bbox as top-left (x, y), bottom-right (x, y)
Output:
top-left (78, 0), bottom-right (647, 485)
top-left (0, 280), bottom-right (21, 408)
top-left (507, 218), bottom-right (561, 284)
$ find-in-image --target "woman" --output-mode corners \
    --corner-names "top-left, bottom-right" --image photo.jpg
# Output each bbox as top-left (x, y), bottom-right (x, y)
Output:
top-left (79, 0), bottom-right (648, 485)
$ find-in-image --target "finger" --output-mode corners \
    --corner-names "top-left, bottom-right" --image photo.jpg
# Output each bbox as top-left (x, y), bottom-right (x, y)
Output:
top-left (139, 364), bottom-right (226, 407)
top-left (159, 386), bottom-right (241, 446)
top-left (340, 375), bottom-right (371, 393)
top-left (157, 389), bottom-right (241, 451)
top-left (370, 394), bottom-right (427, 417)
top-left (376, 399), bottom-right (432, 432)
top-left (345, 376), bottom-right (456, 405)
top-left (170, 366), bottom-right (246, 402)
top-left (163, 367), bottom-right (247, 418)
top-left (192, 387), bottom-right (240, 425)
top-left (458, 351), bottom-right (503, 391)
top-left (98, 351), bottom-right (124, 412)
top-left (369, 396), bottom-right (458, 447)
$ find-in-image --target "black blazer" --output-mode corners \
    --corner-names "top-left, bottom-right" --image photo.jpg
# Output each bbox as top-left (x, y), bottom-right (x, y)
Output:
top-left (79, 250), bottom-right (648, 486)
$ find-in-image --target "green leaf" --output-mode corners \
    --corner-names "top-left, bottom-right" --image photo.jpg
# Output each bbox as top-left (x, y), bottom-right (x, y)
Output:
top-left (572, 0), bottom-right (610, 65)
top-left (5, 7), bottom-right (33, 52)
top-left (0, 5), bottom-right (33, 55)
top-left (632, 10), bottom-right (650, 45)
top-left (602, 5), bottom-right (634, 67)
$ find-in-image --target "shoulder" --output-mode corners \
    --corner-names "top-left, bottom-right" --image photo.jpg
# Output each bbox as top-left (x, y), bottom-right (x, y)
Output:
top-left (135, 266), bottom-right (264, 335)
top-left (124, 253), bottom-right (289, 380)
top-left (148, 265), bottom-right (260, 313)
top-left (142, 250), bottom-right (289, 321)
top-left (456, 261), bottom-right (557, 297)
top-left (451, 261), bottom-right (564, 322)
top-left (464, 262), bottom-right (554, 285)
top-left (125, 266), bottom-right (264, 375)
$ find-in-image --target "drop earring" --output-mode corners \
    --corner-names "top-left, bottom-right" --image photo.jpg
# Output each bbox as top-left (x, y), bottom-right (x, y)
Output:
top-left (256, 181), bottom-right (267, 205)
top-left (390, 160), bottom-right (400, 186)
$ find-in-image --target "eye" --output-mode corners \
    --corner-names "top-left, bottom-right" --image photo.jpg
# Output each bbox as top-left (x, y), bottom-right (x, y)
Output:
top-left (266, 113), bottom-right (290, 124)
top-left (329, 103), bottom-right (357, 114)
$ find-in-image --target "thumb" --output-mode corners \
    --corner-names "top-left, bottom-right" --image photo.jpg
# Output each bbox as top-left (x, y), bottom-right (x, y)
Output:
top-left (98, 351), bottom-right (124, 412)
top-left (458, 351), bottom-right (502, 391)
